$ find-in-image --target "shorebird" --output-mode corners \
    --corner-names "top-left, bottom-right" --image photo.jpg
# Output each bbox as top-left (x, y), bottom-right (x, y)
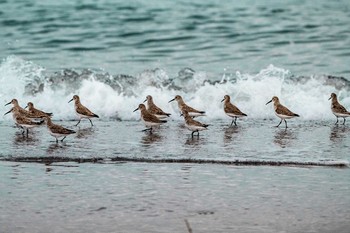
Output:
top-left (43, 117), bottom-right (76, 142)
top-left (329, 93), bottom-right (350, 125)
top-left (144, 95), bottom-right (171, 119)
top-left (5, 99), bottom-right (34, 118)
top-left (168, 95), bottom-right (205, 117)
top-left (222, 95), bottom-right (247, 126)
top-left (4, 107), bottom-right (44, 137)
top-left (68, 95), bottom-right (99, 126)
top-left (133, 104), bottom-right (167, 133)
top-left (25, 102), bottom-right (53, 118)
top-left (181, 110), bottom-right (209, 137)
top-left (266, 96), bottom-right (299, 128)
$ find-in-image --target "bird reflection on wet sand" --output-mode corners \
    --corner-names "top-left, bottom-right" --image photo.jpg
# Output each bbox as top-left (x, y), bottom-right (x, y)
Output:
top-left (46, 142), bottom-right (69, 154)
top-left (13, 132), bottom-right (39, 146)
top-left (223, 126), bottom-right (242, 144)
top-left (185, 136), bottom-right (206, 147)
top-left (75, 127), bottom-right (95, 139)
top-left (273, 129), bottom-right (297, 148)
top-left (141, 133), bottom-right (162, 147)
top-left (330, 125), bottom-right (349, 143)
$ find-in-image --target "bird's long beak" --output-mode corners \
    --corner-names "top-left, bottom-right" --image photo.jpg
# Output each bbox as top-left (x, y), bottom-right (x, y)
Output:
top-left (221, 98), bottom-right (225, 102)
top-left (68, 99), bottom-right (73, 103)
top-left (328, 96), bottom-right (332, 100)
top-left (133, 107), bottom-right (139, 112)
top-left (143, 99), bottom-right (147, 103)
top-left (5, 101), bottom-right (11, 106)
top-left (168, 98), bottom-right (175, 103)
top-left (266, 99), bottom-right (272, 105)
top-left (24, 105), bottom-right (28, 109)
top-left (4, 108), bottom-right (12, 115)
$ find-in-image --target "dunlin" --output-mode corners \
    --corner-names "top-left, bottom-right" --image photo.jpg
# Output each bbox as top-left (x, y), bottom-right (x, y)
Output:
top-left (25, 102), bottom-right (53, 118)
top-left (5, 99), bottom-right (34, 118)
top-left (181, 110), bottom-right (209, 137)
top-left (266, 96), bottom-right (299, 128)
top-left (144, 95), bottom-right (171, 119)
top-left (68, 95), bottom-right (99, 126)
top-left (168, 95), bottom-right (205, 117)
top-left (222, 95), bottom-right (247, 126)
top-left (43, 117), bottom-right (76, 142)
top-left (133, 104), bottom-right (167, 133)
top-left (4, 107), bottom-right (44, 137)
top-left (329, 93), bottom-right (350, 125)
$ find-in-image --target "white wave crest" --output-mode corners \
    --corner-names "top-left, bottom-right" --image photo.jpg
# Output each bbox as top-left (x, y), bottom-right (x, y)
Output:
top-left (1, 56), bottom-right (349, 121)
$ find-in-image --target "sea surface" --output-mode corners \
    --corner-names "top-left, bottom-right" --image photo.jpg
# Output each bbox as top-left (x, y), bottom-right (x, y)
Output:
top-left (1, 0), bottom-right (350, 232)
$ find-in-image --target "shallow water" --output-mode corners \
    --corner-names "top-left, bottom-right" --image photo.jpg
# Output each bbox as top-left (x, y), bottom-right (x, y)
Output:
top-left (0, 119), bottom-right (349, 165)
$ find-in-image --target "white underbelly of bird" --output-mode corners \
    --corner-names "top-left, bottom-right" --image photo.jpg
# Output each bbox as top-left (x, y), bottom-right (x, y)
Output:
top-left (333, 112), bottom-right (350, 117)
top-left (185, 123), bottom-right (207, 132)
top-left (275, 113), bottom-right (295, 120)
top-left (142, 118), bottom-right (163, 127)
top-left (77, 113), bottom-right (92, 119)
top-left (226, 113), bottom-right (244, 118)
top-left (154, 114), bottom-right (168, 119)
top-left (186, 112), bottom-right (205, 117)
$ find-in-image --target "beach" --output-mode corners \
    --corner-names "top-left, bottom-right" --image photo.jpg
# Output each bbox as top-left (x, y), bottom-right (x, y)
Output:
top-left (1, 120), bottom-right (350, 232)
top-left (1, 0), bottom-right (350, 232)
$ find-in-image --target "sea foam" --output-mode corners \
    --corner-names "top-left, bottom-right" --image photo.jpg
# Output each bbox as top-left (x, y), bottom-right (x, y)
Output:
top-left (1, 55), bottom-right (349, 121)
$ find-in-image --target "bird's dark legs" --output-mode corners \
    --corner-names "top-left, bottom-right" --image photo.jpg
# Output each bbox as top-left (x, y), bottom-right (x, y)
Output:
top-left (21, 128), bottom-right (29, 137)
top-left (343, 118), bottom-right (346, 125)
top-left (88, 118), bottom-right (94, 126)
top-left (191, 130), bottom-right (199, 138)
top-left (335, 117), bottom-right (339, 125)
top-left (276, 119), bottom-right (283, 127)
top-left (230, 117), bottom-right (238, 127)
top-left (142, 127), bottom-right (153, 134)
top-left (75, 119), bottom-right (81, 126)
top-left (284, 119), bottom-right (288, 128)
top-left (55, 138), bottom-right (58, 143)
top-left (61, 136), bottom-right (66, 142)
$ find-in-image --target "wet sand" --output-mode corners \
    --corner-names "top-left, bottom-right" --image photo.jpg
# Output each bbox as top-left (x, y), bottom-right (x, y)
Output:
top-left (0, 119), bottom-right (349, 232)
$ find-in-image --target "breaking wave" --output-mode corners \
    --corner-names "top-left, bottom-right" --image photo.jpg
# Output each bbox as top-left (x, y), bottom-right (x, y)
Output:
top-left (1, 55), bottom-right (350, 121)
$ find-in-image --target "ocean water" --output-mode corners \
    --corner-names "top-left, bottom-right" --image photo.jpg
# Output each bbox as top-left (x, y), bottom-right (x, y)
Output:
top-left (1, 0), bottom-right (350, 232)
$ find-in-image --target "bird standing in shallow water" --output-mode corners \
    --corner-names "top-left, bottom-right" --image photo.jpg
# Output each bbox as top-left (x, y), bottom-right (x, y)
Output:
top-left (144, 95), bottom-right (171, 119)
top-left (169, 95), bottom-right (205, 117)
top-left (4, 107), bottom-right (44, 137)
top-left (222, 95), bottom-right (247, 126)
top-left (43, 117), bottom-right (76, 143)
top-left (266, 96), bottom-right (299, 128)
top-left (68, 95), bottom-right (99, 126)
top-left (133, 104), bottom-right (167, 133)
top-left (329, 93), bottom-right (350, 125)
top-left (181, 110), bottom-right (209, 138)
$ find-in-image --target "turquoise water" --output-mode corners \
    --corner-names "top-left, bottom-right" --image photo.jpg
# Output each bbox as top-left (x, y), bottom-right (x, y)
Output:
top-left (1, 0), bottom-right (350, 232)
top-left (1, 0), bottom-right (350, 76)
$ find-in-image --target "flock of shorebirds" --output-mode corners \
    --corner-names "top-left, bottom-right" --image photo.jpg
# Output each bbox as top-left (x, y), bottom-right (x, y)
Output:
top-left (4, 95), bottom-right (99, 142)
top-left (3, 92), bottom-right (350, 142)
